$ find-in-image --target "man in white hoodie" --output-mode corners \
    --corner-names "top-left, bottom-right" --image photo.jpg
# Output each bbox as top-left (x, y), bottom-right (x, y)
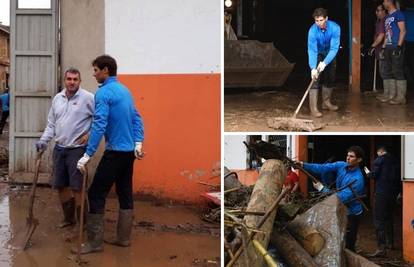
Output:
top-left (35, 67), bottom-right (95, 228)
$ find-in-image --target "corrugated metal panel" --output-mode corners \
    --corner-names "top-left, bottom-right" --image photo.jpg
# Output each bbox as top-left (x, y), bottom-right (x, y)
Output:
top-left (9, 0), bottom-right (58, 184)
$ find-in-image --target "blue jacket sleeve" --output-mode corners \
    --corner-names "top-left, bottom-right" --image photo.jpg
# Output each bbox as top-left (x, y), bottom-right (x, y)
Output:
top-left (303, 162), bottom-right (342, 177)
top-left (86, 91), bottom-right (110, 156)
top-left (336, 174), bottom-right (364, 204)
top-left (308, 26), bottom-right (318, 69)
top-left (132, 106), bottom-right (144, 142)
top-left (323, 24), bottom-right (340, 65)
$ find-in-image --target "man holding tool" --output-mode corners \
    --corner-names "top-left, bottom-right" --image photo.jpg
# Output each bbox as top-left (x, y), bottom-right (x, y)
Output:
top-left (307, 8), bottom-right (341, 118)
top-left (367, 4), bottom-right (386, 96)
top-left (295, 146), bottom-right (366, 252)
top-left (36, 67), bottom-right (94, 228)
top-left (75, 55), bottom-right (144, 254)
top-left (379, 0), bottom-right (407, 104)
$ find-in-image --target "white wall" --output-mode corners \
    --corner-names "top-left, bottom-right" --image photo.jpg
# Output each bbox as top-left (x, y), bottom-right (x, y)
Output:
top-left (224, 135), bottom-right (248, 170)
top-left (105, 0), bottom-right (221, 74)
top-left (403, 135), bottom-right (414, 180)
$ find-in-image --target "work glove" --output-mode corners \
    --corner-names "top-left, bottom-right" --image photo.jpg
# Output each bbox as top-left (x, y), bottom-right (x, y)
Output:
top-left (379, 48), bottom-right (385, 60)
top-left (392, 45), bottom-right (402, 58)
top-left (317, 61), bottom-right (326, 72)
top-left (311, 69), bottom-right (319, 80)
top-left (312, 181), bottom-right (325, 192)
top-left (292, 161), bottom-right (303, 169)
top-left (367, 46), bottom-right (376, 56)
top-left (35, 140), bottom-right (47, 152)
top-left (77, 153), bottom-right (90, 173)
top-left (134, 142), bottom-right (144, 159)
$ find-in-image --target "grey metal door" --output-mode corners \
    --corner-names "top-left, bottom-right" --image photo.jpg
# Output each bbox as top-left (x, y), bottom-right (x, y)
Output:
top-left (9, 0), bottom-right (58, 183)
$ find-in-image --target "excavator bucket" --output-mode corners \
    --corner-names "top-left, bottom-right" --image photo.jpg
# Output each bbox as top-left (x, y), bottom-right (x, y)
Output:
top-left (224, 40), bottom-right (295, 88)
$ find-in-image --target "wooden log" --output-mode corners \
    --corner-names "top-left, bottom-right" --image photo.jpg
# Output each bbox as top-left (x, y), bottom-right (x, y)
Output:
top-left (271, 230), bottom-right (318, 267)
top-left (286, 221), bottom-right (325, 256)
top-left (237, 159), bottom-right (286, 267)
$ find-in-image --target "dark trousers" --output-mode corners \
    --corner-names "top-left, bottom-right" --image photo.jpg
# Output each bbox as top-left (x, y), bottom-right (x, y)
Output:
top-left (311, 54), bottom-right (337, 90)
top-left (88, 150), bottom-right (135, 214)
top-left (346, 214), bottom-right (361, 252)
top-left (382, 47), bottom-right (405, 80)
top-left (374, 193), bottom-right (394, 247)
top-left (0, 110), bottom-right (9, 134)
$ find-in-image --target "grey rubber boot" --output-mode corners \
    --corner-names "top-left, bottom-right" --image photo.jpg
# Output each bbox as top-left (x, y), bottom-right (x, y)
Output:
top-left (71, 213), bottom-right (104, 254)
top-left (385, 224), bottom-right (394, 250)
top-left (309, 89), bottom-right (322, 117)
top-left (390, 80), bottom-right (407, 105)
top-left (321, 86), bottom-right (338, 111)
top-left (376, 84), bottom-right (389, 102)
top-left (105, 209), bottom-right (133, 247)
top-left (58, 197), bottom-right (76, 228)
top-left (381, 79), bottom-right (396, 103)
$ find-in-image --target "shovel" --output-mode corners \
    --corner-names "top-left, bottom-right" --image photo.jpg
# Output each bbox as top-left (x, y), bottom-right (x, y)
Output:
top-left (76, 168), bottom-right (88, 265)
top-left (10, 151), bottom-right (43, 250)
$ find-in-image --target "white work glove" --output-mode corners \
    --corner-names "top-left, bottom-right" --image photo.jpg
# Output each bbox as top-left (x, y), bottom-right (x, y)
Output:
top-left (363, 167), bottom-right (370, 175)
top-left (134, 142), bottom-right (144, 159)
top-left (312, 181), bottom-right (325, 192)
top-left (317, 61), bottom-right (327, 72)
top-left (77, 153), bottom-right (90, 173)
top-left (311, 69), bottom-right (319, 80)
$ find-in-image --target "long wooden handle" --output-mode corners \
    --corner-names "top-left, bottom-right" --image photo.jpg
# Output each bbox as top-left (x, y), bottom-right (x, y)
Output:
top-left (373, 59), bottom-right (377, 92)
top-left (77, 169), bottom-right (88, 261)
top-left (27, 151), bottom-right (43, 221)
top-left (292, 78), bottom-right (316, 118)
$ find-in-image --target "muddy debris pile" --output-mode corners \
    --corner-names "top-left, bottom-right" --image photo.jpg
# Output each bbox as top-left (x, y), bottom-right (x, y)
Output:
top-left (224, 143), bottom-right (379, 267)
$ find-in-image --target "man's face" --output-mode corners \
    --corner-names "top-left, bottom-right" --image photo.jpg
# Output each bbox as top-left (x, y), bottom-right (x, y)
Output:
top-left (377, 149), bottom-right (385, 157)
top-left (376, 5), bottom-right (386, 19)
top-left (93, 66), bottom-right (108, 84)
top-left (346, 151), bottom-right (361, 168)
top-left (64, 72), bottom-right (81, 94)
top-left (314, 16), bottom-right (328, 29)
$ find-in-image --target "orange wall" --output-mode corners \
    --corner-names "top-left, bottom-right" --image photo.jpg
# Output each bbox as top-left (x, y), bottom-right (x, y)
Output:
top-left (403, 181), bottom-right (414, 262)
top-left (118, 74), bottom-right (221, 204)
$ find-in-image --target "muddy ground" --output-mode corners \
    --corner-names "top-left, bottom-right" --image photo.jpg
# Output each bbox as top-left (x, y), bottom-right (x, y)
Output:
top-left (225, 85), bottom-right (414, 132)
top-left (0, 124), bottom-right (220, 267)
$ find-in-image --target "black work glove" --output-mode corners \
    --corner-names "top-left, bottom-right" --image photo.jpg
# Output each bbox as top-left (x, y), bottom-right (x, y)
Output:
top-left (379, 48), bottom-right (385, 60)
top-left (392, 45), bottom-right (402, 58)
top-left (367, 46), bottom-right (376, 57)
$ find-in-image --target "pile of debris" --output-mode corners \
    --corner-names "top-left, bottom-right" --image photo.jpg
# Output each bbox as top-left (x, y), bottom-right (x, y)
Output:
top-left (224, 141), bottom-right (379, 267)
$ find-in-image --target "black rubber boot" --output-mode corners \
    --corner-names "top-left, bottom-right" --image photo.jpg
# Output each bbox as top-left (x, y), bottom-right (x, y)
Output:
top-left (104, 209), bottom-right (133, 247)
top-left (59, 198), bottom-right (76, 228)
top-left (71, 213), bottom-right (104, 254)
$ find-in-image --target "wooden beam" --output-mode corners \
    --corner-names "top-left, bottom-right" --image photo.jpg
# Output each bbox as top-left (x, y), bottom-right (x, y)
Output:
top-left (351, 0), bottom-right (361, 92)
top-left (295, 135), bottom-right (308, 198)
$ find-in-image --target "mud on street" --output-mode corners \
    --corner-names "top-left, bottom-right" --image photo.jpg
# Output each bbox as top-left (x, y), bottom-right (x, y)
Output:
top-left (0, 127), bottom-right (220, 267)
top-left (225, 86), bottom-right (414, 132)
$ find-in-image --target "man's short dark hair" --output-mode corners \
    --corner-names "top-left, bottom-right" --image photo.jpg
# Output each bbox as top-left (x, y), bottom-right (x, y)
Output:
top-left (376, 145), bottom-right (388, 152)
top-left (313, 8), bottom-right (328, 18)
top-left (92, 55), bottom-right (117, 76)
top-left (347, 146), bottom-right (365, 160)
top-left (64, 67), bottom-right (81, 79)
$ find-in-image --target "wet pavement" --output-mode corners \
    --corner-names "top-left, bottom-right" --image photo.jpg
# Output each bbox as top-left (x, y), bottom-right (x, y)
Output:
top-left (224, 86), bottom-right (414, 132)
top-left (0, 184), bottom-right (220, 267)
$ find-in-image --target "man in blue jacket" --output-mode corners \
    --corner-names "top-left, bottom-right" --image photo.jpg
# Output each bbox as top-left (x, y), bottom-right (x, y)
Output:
top-left (296, 146), bottom-right (365, 252)
top-left (367, 145), bottom-right (399, 257)
top-left (307, 8), bottom-right (341, 117)
top-left (75, 55), bottom-right (144, 254)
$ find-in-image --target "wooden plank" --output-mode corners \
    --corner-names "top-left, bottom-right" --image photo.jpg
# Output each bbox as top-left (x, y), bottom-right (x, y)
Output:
top-left (351, 0), bottom-right (361, 92)
top-left (295, 135), bottom-right (308, 198)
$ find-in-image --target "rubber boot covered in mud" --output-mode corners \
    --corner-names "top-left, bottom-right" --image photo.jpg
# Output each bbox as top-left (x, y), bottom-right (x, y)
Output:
top-left (309, 89), bottom-right (322, 117)
top-left (59, 197), bottom-right (76, 228)
top-left (71, 213), bottom-right (104, 254)
top-left (105, 209), bottom-right (133, 247)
